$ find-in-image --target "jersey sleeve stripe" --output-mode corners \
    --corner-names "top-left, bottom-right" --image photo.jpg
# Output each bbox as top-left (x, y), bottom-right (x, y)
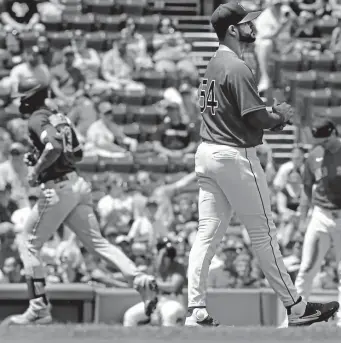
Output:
top-left (241, 105), bottom-right (266, 117)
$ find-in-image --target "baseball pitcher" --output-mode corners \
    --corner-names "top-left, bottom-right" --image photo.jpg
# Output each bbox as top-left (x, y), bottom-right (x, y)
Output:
top-left (2, 83), bottom-right (158, 325)
top-left (185, 1), bottom-right (339, 327)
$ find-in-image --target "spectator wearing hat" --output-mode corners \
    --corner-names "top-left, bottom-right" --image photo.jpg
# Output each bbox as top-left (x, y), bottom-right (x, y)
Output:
top-left (0, 142), bottom-right (30, 208)
top-left (153, 102), bottom-right (198, 158)
top-left (6, 117), bottom-right (29, 145)
top-left (51, 45), bottom-right (97, 138)
top-left (1, 0), bottom-right (40, 32)
top-left (0, 256), bottom-right (24, 283)
top-left (86, 101), bottom-right (138, 154)
top-left (9, 45), bottom-right (51, 96)
top-left (254, 0), bottom-right (296, 94)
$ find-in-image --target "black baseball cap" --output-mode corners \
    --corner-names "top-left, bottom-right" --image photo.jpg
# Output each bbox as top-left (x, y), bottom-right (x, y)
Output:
top-left (311, 118), bottom-right (336, 138)
top-left (211, 1), bottom-right (262, 39)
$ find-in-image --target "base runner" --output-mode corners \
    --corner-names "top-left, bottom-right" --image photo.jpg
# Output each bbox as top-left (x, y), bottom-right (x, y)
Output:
top-left (2, 83), bottom-right (158, 325)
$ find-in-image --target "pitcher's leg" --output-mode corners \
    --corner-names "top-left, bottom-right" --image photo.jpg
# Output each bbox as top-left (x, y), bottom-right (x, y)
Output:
top-left (216, 150), bottom-right (298, 307)
top-left (65, 204), bottom-right (158, 316)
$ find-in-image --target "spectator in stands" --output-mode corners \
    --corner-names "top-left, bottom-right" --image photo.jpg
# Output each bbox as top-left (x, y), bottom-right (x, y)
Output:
top-left (283, 237), bottom-right (303, 283)
top-left (6, 118), bottom-right (29, 145)
top-left (152, 17), bottom-right (198, 85)
top-left (86, 101), bottom-right (138, 154)
top-left (11, 189), bottom-right (38, 234)
top-left (291, 10), bottom-right (322, 38)
top-left (329, 0), bottom-right (341, 18)
top-left (127, 199), bottom-right (157, 248)
top-left (1, 0), bottom-right (41, 32)
top-left (254, 0), bottom-right (295, 94)
top-left (0, 256), bottom-right (24, 283)
top-left (37, 35), bottom-right (62, 68)
top-left (330, 21), bottom-right (341, 53)
top-left (0, 222), bottom-right (20, 271)
top-left (51, 46), bottom-right (97, 138)
top-left (153, 102), bottom-right (198, 158)
top-left (255, 140), bottom-right (276, 185)
top-left (297, 0), bottom-right (325, 14)
top-left (0, 128), bottom-right (12, 163)
top-left (9, 45), bottom-right (51, 95)
top-left (101, 39), bottom-right (145, 91)
top-left (121, 16), bottom-right (153, 71)
top-left (0, 142), bottom-right (29, 208)
top-left (71, 30), bottom-right (102, 86)
top-left (273, 146), bottom-right (305, 192)
top-left (0, 29), bottom-right (24, 70)
top-left (276, 170), bottom-right (302, 247)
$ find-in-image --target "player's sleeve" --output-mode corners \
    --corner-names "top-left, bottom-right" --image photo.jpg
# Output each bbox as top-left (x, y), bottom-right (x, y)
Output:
top-left (29, 113), bottom-right (63, 150)
top-left (228, 62), bottom-right (266, 117)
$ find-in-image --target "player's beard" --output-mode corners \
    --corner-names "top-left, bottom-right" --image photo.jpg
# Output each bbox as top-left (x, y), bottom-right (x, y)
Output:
top-left (238, 29), bottom-right (256, 43)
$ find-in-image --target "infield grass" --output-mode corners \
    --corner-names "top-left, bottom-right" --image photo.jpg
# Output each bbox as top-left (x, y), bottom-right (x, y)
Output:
top-left (1, 324), bottom-right (341, 343)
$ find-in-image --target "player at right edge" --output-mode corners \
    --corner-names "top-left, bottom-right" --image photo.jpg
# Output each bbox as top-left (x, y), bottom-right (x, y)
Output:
top-left (185, 1), bottom-right (339, 327)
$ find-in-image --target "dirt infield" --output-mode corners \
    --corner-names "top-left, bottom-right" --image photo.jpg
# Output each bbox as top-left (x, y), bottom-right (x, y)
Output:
top-left (1, 324), bottom-right (341, 343)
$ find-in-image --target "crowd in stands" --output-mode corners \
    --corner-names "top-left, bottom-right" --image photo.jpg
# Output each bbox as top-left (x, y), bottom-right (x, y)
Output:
top-left (0, 0), bottom-right (339, 293)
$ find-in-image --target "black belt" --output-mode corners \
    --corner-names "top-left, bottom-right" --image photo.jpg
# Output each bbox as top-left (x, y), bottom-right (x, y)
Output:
top-left (44, 174), bottom-right (69, 184)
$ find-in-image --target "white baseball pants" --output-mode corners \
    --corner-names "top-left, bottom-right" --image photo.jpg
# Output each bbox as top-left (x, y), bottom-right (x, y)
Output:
top-left (188, 142), bottom-right (299, 308)
top-left (295, 206), bottom-right (341, 319)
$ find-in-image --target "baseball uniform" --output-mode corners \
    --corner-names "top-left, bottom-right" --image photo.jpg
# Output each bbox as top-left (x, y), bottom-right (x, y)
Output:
top-left (295, 144), bottom-right (341, 319)
top-left (187, 44), bottom-right (299, 309)
top-left (19, 108), bottom-right (153, 301)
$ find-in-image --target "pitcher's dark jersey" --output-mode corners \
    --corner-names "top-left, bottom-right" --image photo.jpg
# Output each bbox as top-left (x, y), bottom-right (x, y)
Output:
top-left (199, 48), bottom-right (266, 147)
top-left (303, 145), bottom-right (341, 210)
top-left (28, 108), bottom-right (79, 183)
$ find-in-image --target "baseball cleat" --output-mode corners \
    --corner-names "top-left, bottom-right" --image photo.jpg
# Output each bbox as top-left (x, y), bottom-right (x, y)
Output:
top-left (133, 274), bottom-right (159, 317)
top-left (1, 298), bottom-right (52, 326)
top-left (185, 308), bottom-right (220, 327)
top-left (288, 297), bottom-right (339, 327)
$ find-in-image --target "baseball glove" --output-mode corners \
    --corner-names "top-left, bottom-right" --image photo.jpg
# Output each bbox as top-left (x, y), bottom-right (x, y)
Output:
top-left (270, 102), bottom-right (295, 131)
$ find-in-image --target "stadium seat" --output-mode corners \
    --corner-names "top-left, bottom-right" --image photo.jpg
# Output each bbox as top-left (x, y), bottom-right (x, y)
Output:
top-left (135, 70), bottom-right (165, 88)
top-left (312, 106), bottom-right (341, 125)
top-left (83, 0), bottom-right (116, 14)
top-left (326, 72), bottom-right (341, 90)
top-left (116, 0), bottom-right (147, 15)
top-left (138, 124), bottom-right (158, 142)
top-left (60, 0), bottom-right (82, 5)
top-left (134, 155), bottom-right (169, 173)
top-left (111, 104), bottom-right (128, 125)
top-left (96, 15), bottom-right (123, 32)
top-left (99, 154), bottom-right (135, 173)
top-left (304, 53), bottom-right (334, 71)
top-left (332, 90), bottom-right (341, 106)
top-left (19, 31), bottom-right (40, 48)
top-left (316, 18), bottom-right (338, 35)
top-left (85, 31), bottom-right (107, 51)
top-left (285, 71), bottom-right (318, 104)
top-left (168, 156), bottom-right (188, 172)
top-left (122, 123), bottom-right (140, 139)
top-left (61, 4), bottom-right (83, 15)
top-left (133, 105), bottom-right (165, 125)
top-left (41, 16), bottom-right (63, 31)
top-left (297, 88), bottom-right (332, 125)
top-left (76, 155), bottom-right (99, 172)
top-left (272, 53), bottom-right (302, 87)
top-left (47, 31), bottom-right (73, 49)
top-left (144, 88), bottom-right (165, 105)
top-left (136, 15), bottom-right (160, 33)
top-left (63, 13), bottom-right (95, 31)
top-left (122, 89), bottom-right (146, 106)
